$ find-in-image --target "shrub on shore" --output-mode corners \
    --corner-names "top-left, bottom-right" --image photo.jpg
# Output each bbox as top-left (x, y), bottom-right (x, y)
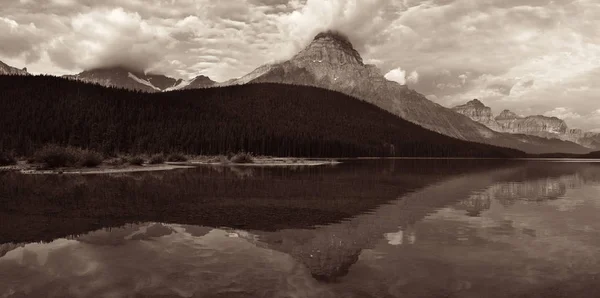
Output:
top-left (33, 145), bottom-right (104, 168)
top-left (128, 156), bottom-right (145, 166)
top-left (33, 145), bottom-right (79, 168)
top-left (0, 152), bottom-right (17, 166)
top-left (230, 152), bottom-right (254, 164)
top-left (79, 151), bottom-right (104, 168)
top-left (167, 153), bottom-right (188, 162)
top-left (148, 154), bottom-right (165, 164)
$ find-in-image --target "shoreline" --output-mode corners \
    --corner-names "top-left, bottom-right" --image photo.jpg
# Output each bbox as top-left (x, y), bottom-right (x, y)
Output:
top-left (0, 157), bottom-right (340, 175)
top-left (5, 156), bottom-right (600, 175)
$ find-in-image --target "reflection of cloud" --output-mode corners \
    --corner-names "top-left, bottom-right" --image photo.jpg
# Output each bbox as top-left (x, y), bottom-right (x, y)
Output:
top-left (385, 226), bottom-right (416, 246)
top-left (385, 229), bottom-right (404, 245)
top-left (0, 225), bottom-right (329, 297)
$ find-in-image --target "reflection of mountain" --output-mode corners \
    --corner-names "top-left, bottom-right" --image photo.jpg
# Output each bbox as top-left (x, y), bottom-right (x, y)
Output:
top-left (76, 223), bottom-right (176, 246)
top-left (238, 162), bottom-right (600, 282)
top-left (246, 166), bottom-right (522, 282)
top-left (454, 192), bottom-right (492, 217)
top-left (467, 164), bottom-right (585, 209)
top-left (493, 179), bottom-right (568, 202)
top-left (451, 163), bottom-right (587, 216)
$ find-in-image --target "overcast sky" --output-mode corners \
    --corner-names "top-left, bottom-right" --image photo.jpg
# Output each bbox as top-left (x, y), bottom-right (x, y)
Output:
top-left (1, 0), bottom-right (600, 130)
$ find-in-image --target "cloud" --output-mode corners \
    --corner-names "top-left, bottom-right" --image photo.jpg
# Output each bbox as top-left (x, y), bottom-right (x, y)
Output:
top-left (543, 107), bottom-right (582, 120)
top-left (384, 67), bottom-right (407, 85)
top-left (275, 0), bottom-right (400, 57)
top-left (407, 70), bottom-right (419, 84)
top-left (0, 17), bottom-right (46, 62)
top-left (45, 7), bottom-right (173, 72)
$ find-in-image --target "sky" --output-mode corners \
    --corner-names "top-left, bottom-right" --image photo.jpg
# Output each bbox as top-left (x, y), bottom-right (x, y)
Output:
top-left (1, 0), bottom-right (600, 130)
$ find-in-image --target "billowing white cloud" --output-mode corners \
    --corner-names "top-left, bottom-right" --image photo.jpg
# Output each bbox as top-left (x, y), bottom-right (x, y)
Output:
top-left (45, 7), bottom-right (173, 72)
top-left (384, 67), bottom-right (407, 85)
top-left (275, 0), bottom-right (399, 56)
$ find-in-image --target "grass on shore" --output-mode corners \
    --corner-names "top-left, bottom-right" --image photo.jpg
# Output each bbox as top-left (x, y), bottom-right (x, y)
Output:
top-left (128, 156), bottom-right (145, 166)
top-left (9, 146), bottom-right (308, 171)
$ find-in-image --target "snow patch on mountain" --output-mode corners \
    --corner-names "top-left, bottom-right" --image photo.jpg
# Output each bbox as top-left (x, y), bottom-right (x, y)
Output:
top-left (127, 72), bottom-right (160, 91)
top-left (164, 79), bottom-right (192, 91)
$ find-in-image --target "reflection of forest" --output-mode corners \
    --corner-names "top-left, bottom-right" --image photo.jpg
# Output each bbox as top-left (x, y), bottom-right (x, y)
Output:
top-left (0, 159), bottom-right (519, 243)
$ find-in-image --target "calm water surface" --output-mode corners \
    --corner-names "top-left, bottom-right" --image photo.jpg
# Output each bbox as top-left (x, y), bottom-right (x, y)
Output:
top-left (1, 160), bottom-right (600, 297)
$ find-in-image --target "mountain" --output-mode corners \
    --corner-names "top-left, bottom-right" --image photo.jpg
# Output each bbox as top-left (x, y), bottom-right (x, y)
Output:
top-left (225, 31), bottom-right (587, 154)
top-left (0, 75), bottom-right (524, 158)
top-left (65, 67), bottom-right (217, 92)
top-left (0, 61), bottom-right (28, 76)
top-left (453, 99), bottom-right (600, 150)
top-left (166, 75), bottom-right (216, 91)
top-left (495, 109), bottom-right (568, 136)
top-left (64, 67), bottom-right (185, 92)
top-left (452, 99), bottom-right (501, 130)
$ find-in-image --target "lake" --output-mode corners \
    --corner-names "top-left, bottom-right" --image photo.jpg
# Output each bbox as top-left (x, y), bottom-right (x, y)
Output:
top-left (1, 159), bottom-right (600, 297)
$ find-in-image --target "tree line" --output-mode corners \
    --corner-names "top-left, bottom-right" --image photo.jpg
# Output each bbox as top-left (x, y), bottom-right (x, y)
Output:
top-left (0, 75), bottom-right (524, 158)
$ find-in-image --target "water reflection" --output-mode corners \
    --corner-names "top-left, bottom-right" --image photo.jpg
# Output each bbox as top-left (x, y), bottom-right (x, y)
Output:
top-left (2, 160), bottom-right (600, 297)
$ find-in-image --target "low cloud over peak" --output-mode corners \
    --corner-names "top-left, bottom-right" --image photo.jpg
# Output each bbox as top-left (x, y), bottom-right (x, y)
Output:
top-left (1, 0), bottom-right (600, 129)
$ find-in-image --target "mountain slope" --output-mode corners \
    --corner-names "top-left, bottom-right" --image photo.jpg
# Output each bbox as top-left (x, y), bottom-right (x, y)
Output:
top-left (0, 61), bottom-right (28, 76)
top-left (229, 31), bottom-right (587, 154)
top-left (453, 99), bottom-right (600, 150)
top-left (167, 75), bottom-right (217, 91)
top-left (0, 75), bottom-right (524, 158)
top-left (64, 67), bottom-right (184, 92)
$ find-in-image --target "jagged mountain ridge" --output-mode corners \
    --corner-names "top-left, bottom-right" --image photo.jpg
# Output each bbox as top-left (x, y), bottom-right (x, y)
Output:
top-left (64, 67), bottom-right (216, 92)
top-left (227, 31), bottom-right (589, 154)
top-left (63, 67), bottom-right (183, 92)
top-left (453, 99), bottom-right (600, 150)
top-left (176, 75), bottom-right (217, 90)
top-left (0, 61), bottom-right (28, 76)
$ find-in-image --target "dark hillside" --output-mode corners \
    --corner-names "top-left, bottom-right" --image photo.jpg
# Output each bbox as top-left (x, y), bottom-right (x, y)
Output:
top-left (0, 75), bottom-right (524, 158)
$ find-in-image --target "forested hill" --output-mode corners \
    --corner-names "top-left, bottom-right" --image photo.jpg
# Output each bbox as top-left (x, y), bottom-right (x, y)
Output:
top-left (0, 75), bottom-right (525, 158)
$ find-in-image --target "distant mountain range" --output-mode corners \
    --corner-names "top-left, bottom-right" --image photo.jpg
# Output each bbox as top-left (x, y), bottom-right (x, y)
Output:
top-left (0, 31), bottom-right (592, 155)
top-left (221, 31), bottom-right (590, 154)
top-left (62, 67), bottom-right (216, 92)
top-left (453, 99), bottom-right (600, 150)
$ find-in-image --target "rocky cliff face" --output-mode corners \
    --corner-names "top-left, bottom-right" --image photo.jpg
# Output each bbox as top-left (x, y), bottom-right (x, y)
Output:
top-left (182, 75), bottom-right (216, 90)
top-left (0, 61), bottom-right (28, 76)
top-left (228, 31), bottom-right (588, 154)
top-left (453, 100), bottom-right (600, 150)
top-left (494, 111), bottom-right (568, 136)
top-left (452, 99), bottom-right (501, 130)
